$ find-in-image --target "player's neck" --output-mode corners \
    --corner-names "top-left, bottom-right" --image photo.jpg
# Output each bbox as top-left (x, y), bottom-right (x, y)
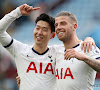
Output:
top-left (64, 36), bottom-right (81, 50)
top-left (33, 43), bottom-right (48, 54)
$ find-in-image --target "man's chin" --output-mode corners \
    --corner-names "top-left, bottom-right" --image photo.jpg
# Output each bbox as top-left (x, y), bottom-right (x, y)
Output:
top-left (58, 37), bottom-right (64, 41)
top-left (35, 41), bottom-right (43, 45)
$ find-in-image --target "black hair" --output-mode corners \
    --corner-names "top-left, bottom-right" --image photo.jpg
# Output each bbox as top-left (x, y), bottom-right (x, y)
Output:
top-left (35, 13), bottom-right (55, 33)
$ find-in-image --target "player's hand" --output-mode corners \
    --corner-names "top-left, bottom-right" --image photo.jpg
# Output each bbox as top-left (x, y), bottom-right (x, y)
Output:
top-left (81, 37), bottom-right (96, 53)
top-left (16, 76), bottom-right (20, 87)
top-left (64, 49), bottom-right (87, 61)
top-left (19, 4), bottom-right (40, 16)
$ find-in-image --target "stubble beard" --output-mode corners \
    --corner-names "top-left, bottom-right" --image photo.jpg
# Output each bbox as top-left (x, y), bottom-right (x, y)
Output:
top-left (59, 33), bottom-right (72, 43)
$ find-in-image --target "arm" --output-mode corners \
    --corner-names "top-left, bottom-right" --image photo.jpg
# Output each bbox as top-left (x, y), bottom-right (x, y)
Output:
top-left (0, 4), bottom-right (40, 46)
top-left (83, 57), bottom-right (100, 73)
top-left (0, 7), bottom-right (22, 46)
top-left (64, 48), bottom-right (100, 73)
top-left (81, 37), bottom-right (96, 53)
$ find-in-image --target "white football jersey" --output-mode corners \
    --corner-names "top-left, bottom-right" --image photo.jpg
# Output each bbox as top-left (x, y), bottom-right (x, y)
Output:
top-left (0, 6), bottom-right (65, 90)
top-left (5, 39), bottom-right (64, 90)
top-left (56, 41), bottom-right (100, 90)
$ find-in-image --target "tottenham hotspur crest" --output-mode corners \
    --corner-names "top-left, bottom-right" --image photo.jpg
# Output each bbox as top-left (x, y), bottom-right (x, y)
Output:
top-left (48, 54), bottom-right (53, 62)
top-left (94, 48), bottom-right (100, 55)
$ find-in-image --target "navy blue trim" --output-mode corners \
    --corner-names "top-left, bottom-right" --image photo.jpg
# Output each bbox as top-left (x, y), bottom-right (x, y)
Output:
top-left (4, 39), bottom-right (13, 48)
top-left (96, 57), bottom-right (100, 59)
top-left (32, 47), bottom-right (49, 55)
top-left (72, 44), bottom-right (80, 48)
top-left (65, 44), bottom-right (80, 52)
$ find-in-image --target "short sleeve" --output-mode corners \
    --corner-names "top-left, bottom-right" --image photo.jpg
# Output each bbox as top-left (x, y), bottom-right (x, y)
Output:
top-left (87, 46), bottom-right (100, 59)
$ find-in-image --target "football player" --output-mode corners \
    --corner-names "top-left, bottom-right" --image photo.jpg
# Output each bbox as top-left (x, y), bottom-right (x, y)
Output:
top-left (55, 11), bottom-right (100, 90)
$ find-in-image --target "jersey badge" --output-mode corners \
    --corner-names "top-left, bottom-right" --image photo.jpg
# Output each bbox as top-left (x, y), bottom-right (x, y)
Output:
top-left (48, 54), bottom-right (53, 62)
top-left (94, 48), bottom-right (100, 55)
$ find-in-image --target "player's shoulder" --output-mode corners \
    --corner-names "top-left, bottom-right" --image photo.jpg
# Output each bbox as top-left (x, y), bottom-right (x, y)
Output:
top-left (48, 44), bottom-right (64, 52)
top-left (80, 40), bottom-right (100, 57)
top-left (87, 46), bottom-right (100, 56)
top-left (48, 44), bottom-right (64, 49)
top-left (13, 39), bottom-right (32, 52)
top-left (73, 40), bottom-right (82, 52)
top-left (74, 40), bottom-right (96, 53)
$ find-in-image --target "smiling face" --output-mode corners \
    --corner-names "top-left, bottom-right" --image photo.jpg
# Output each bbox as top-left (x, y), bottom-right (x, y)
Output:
top-left (55, 16), bottom-right (75, 42)
top-left (34, 20), bottom-right (54, 46)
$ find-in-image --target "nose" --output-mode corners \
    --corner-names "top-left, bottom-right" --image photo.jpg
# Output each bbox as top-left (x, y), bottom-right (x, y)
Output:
top-left (37, 29), bottom-right (42, 35)
top-left (56, 24), bottom-right (62, 31)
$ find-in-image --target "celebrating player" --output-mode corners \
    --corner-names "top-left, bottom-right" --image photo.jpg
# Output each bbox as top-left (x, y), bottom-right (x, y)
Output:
top-left (0, 4), bottom-right (96, 90)
top-left (55, 11), bottom-right (100, 90)
top-left (0, 4), bottom-right (57, 90)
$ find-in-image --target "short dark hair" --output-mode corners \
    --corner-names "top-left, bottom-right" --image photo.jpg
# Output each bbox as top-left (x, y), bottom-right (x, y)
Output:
top-left (35, 13), bottom-right (55, 33)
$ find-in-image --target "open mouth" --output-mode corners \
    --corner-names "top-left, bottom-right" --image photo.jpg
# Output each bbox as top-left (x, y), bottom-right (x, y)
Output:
top-left (36, 36), bottom-right (43, 41)
top-left (58, 32), bottom-right (64, 35)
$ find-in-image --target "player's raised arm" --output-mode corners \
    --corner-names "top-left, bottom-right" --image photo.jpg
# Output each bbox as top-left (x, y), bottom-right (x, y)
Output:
top-left (0, 4), bottom-right (40, 56)
top-left (0, 7), bottom-right (22, 47)
top-left (0, 4), bottom-right (40, 46)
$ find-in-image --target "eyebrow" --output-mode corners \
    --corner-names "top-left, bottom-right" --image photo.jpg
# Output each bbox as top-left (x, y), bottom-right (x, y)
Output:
top-left (55, 21), bottom-right (66, 24)
top-left (36, 25), bottom-right (40, 27)
top-left (36, 25), bottom-right (48, 29)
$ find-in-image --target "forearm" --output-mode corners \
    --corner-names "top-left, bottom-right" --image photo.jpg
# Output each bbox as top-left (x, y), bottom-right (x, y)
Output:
top-left (0, 7), bottom-right (22, 46)
top-left (0, 7), bottom-right (22, 33)
top-left (84, 56), bottom-right (100, 73)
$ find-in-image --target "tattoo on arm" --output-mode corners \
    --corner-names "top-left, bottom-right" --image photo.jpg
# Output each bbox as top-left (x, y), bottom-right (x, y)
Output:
top-left (84, 57), bottom-right (100, 73)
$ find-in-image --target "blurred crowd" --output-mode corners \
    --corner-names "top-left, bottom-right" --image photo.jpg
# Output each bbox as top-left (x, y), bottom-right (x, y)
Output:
top-left (0, 44), bottom-right (18, 90)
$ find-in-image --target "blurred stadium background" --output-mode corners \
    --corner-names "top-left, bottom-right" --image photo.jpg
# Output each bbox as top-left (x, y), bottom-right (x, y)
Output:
top-left (0, 0), bottom-right (100, 90)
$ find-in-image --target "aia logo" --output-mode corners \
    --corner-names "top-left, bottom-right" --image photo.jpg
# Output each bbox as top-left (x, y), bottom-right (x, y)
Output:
top-left (55, 68), bottom-right (74, 79)
top-left (26, 62), bottom-right (54, 74)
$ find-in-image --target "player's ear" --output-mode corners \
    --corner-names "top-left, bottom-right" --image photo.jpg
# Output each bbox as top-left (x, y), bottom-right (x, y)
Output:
top-left (50, 32), bottom-right (55, 39)
top-left (74, 24), bottom-right (77, 29)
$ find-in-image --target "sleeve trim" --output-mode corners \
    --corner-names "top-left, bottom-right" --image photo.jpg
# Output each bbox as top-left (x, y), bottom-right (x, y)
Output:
top-left (96, 57), bottom-right (100, 59)
top-left (4, 39), bottom-right (13, 48)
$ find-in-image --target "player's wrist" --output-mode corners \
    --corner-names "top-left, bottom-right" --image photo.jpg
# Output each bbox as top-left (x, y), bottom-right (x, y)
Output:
top-left (83, 55), bottom-right (90, 62)
top-left (16, 7), bottom-right (22, 17)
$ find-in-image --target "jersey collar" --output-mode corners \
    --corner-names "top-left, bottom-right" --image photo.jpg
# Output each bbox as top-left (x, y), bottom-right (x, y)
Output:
top-left (64, 44), bottom-right (80, 52)
top-left (32, 47), bottom-right (49, 55)
top-left (72, 44), bottom-right (80, 48)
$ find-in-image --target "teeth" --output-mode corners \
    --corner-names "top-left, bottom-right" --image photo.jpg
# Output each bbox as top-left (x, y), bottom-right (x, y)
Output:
top-left (58, 32), bottom-right (64, 34)
top-left (37, 37), bottom-right (41, 39)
